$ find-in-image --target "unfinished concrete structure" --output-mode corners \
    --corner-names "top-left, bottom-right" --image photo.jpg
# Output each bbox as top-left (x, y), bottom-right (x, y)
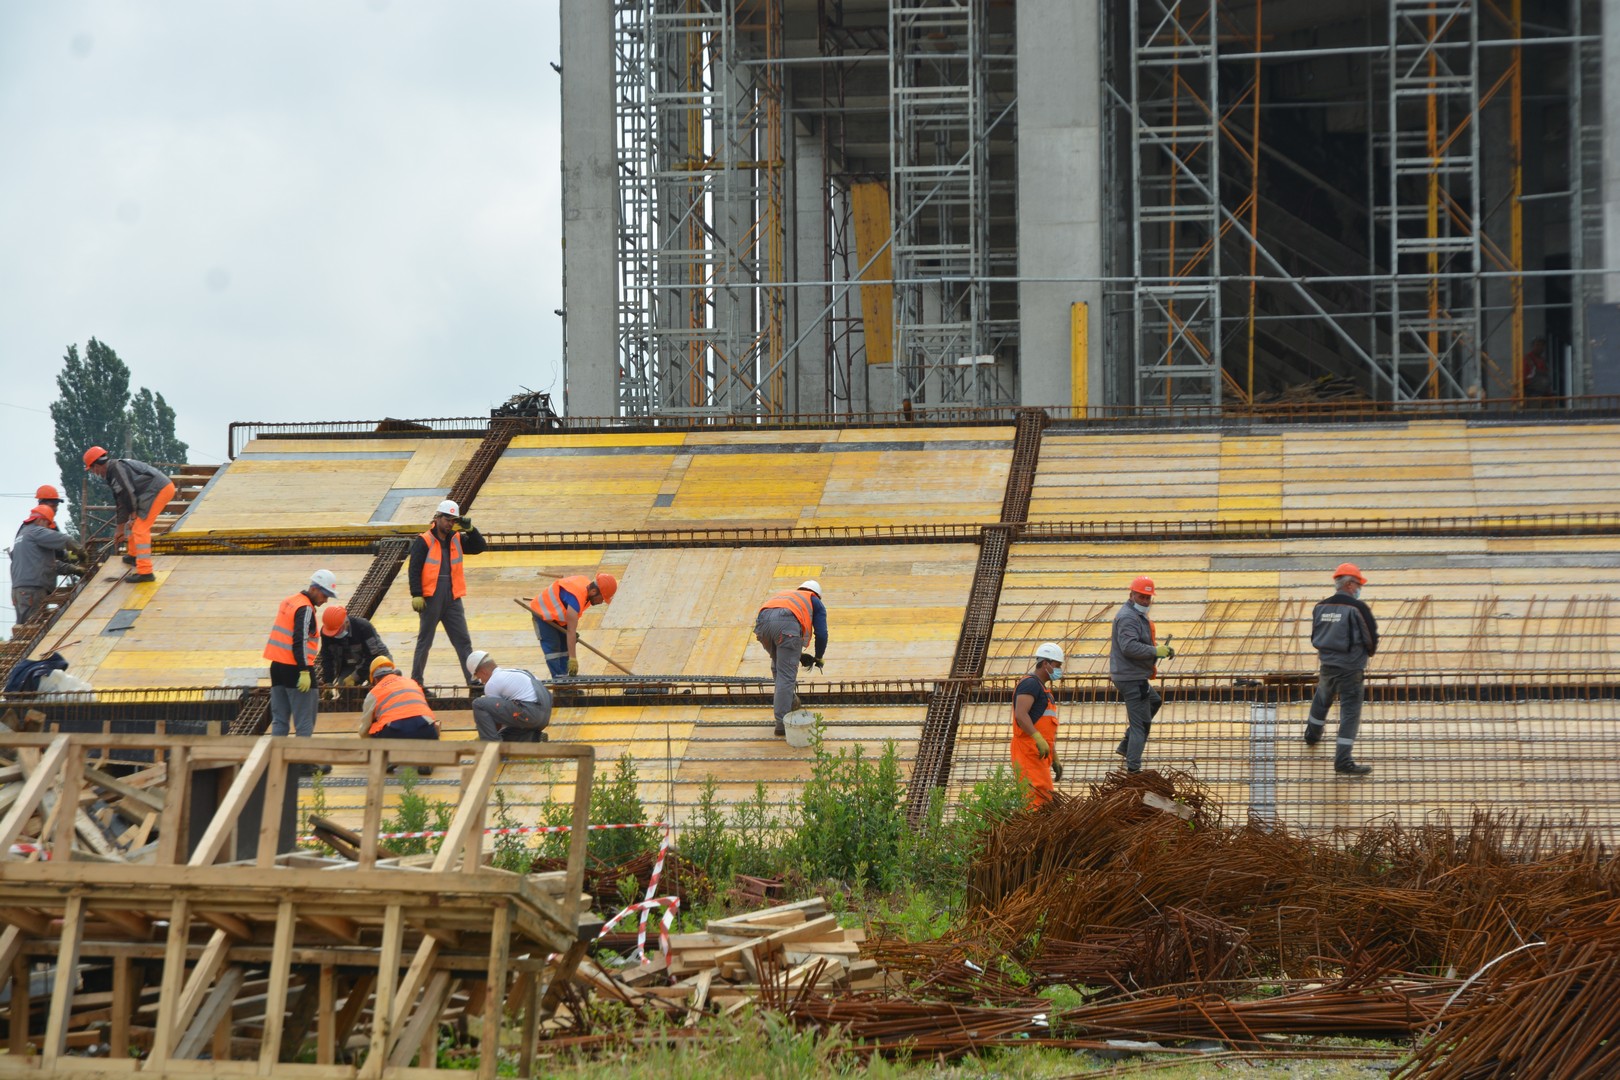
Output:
top-left (560, 0), bottom-right (1619, 416)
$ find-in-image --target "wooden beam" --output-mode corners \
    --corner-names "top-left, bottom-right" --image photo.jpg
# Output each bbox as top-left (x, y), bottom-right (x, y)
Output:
top-left (254, 744), bottom-right (288, 868)
top-left (330, 973), bottom-right (375, 1063)
top-left (109, 955), bottom-right (140, 1059)
top-left (82, 765), bottom-right (166, 812)
top-left (385, 936), bottom-right (443, 1064)
top-left (0, 926), bottom-right (22, 1002)
top-left (364, 905), bottom-right (405, 1080)
top-left (9, 951), bottom-right (31, 1055)
top-left (278, 973), bottom-right (324, 1064)
top-left (358, 751), bottom-right (389, 870)
top-left (147, 898), bottom-right (192, 1065)
top-left (432, 743), bottom-right (503, 874)
top-left (387, 970), bottom-right (452, 1069)
top-left (0, 735), bottom-right (69, 853)
top-left (257, 901), bottom-right (295, 1075)
top-left (50, 744), bottom-right (86, 861)
top-left (174, 964), bottom-right (246, 1060)
top-left (169, 928), bottom-right (233, 1050)
top-left (188, 736), bottom-right (273, 867)
top-left (40, 893), bottom-right (85, 1067)
top-left (154, 746), bottom-right (191, 866)
top-left (315, 965), bottom-right (336, 1065)
top-left (0, 908), bottom-right (52, 936)
top-left (477, 902), bottom-right (513, 1080)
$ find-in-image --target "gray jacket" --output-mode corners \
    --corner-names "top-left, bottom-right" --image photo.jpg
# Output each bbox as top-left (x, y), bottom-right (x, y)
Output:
top-left (1310, 591), bottom-right (1379, 671)
top-left (10, 523), bottom-right (72, 591)
top-left (1109, 601), bottom-right (1159, 683)
top-left (104, 458), bottom-right (172, 524)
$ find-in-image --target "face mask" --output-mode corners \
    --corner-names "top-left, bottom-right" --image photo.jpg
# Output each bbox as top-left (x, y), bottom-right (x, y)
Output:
top-left (1049, 666), bottom-right (1064, 681)
top-left (1132, 601), bottom-right (1150, 614)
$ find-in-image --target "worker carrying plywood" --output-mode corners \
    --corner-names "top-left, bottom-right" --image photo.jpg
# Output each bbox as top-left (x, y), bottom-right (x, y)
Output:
top-left (1111, 575), bottom-right (1171, 774)
top-left (82, 447), bottom-right (175, 583)
top-left (466, 650), bottom-right (551, 742)
top-left (359, 655), bottom-right (440, 744)
top-left (753, 579), bottom-right (828, 738)
top-left (526, 573), bottom-right (617, 677)
top-left (407, 499), bottom-right (486, 688)
top-left (318, 605), bottom-right (392, 696)
top-left (1010, 642), bottom-right (1065, 808)
top-left (1304, 563), bottom-right (1378, 777)
top-left (9, 489), bottom-right (86, 625)
top-left (264, 569), bottom-right (339, 737)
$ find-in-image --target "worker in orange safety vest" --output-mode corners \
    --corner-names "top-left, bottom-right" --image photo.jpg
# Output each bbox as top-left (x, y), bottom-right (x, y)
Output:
top-left (264, 569), bottom-right (339, 738)
top-left (408, 499), bottom-right (486, 687)
top-left (753, 580), bottom-right (828, 737)
top-left (1010, 642), bottom-right (1065, 808)
top-left (82, 447), bottom-right (175, 582)
top-left (527, 573), bottom-right (617, 677)
top-left (360, 656), bottom-right (440, 743)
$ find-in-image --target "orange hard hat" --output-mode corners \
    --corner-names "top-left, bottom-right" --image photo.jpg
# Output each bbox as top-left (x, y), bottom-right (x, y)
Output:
top-left (1130, 576), bottom-right (1155, 596)
top-left (1333, 563), bottom-right (1367, 584)
top-left (594, 573), bottom-right (618, 604)
top-left (26, 504), bottom-right (55, 526)
top-left (320, 605), bottom-right (349, 636)
top-left (82, 446), bottom-right (109, 469)
top-left (35, 485), bottom-right (62, 502)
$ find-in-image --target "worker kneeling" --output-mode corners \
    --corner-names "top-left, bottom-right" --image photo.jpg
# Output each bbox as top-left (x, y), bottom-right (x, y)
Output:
top-left (1011, 643), bottom-right (1065, 808)
top-left (360, 656), bottom-right (440, 742)
top-left (466, 650), bottom-right (551, 742)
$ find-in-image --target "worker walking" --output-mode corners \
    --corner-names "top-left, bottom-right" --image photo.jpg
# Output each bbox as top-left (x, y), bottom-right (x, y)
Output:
top-left (82, 447), bottom-right (175, 583)
top-left (1111, 575), bottom-right (1173, 774)
top-left (408, 500), bottom-right (486, 687)
top-left (466, 650), bottom-right (552, 742)
top-left (264, 570), bottom-right (339, 738)
top-left (10, 494), bottom-right (86, 625)
top-left (753, 580), bottom-right (827, 737)
top-left (1304, 563), bottom-right (1378, 777)
top-left (359, 656), bottom-right (440, 742)
top-left (527, 573), bottom-right (617, 677)
top-left (319, 606), bottom-right (392, 694)
top-left (1011, 643), bottom-right (1065, 807)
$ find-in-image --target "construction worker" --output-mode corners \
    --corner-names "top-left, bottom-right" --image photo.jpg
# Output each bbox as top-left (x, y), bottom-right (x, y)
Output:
top-left (263, 569), bottom-right (339, 738)
top-left (359, 656), bottom-right (440, 742)
top-left (753, 579), bottom-right (827, 737)
top-left (82, 447), bottom-right (175, 583)
top-left (1305, 563), bottom-right (1378, 777)
top-left (408, 499), bottom-right (486, 687)
top-left (1111, 575), bottom-right (1173, 774)
top-left (466, 650), bottom-right (552, 742)
top-left (10, 499), bottom-right (86, 625)
top-left (318, 605), bottom-right (392, 695)
top-left (527, 573), bottom-right (617, 677)
top-left (1011, 643), bottom-right (1065, 808)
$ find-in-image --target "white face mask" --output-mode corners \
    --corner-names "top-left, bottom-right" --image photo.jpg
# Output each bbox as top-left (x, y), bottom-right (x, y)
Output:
top-left (1049, 665), bottom-right (1063, 681)
top-left (1132, 601), bottom-right (1150, 614)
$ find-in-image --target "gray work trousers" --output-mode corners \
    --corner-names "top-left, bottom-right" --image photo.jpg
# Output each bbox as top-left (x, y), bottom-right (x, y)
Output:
top-left (1307, 665), bottom-right (1364, 767)
top-left (411, 593), bottom-right (474, 687)
top-left (1114, 680), bottom-right (1162, 773)
top-left (472, 695), bottom-right (551, 742)
top-left (269, 684), bottom-right (317, 738)
top-left (11, 587), bottom-right (48, 626)
top-left (753, 607), bottom-right (804, 723)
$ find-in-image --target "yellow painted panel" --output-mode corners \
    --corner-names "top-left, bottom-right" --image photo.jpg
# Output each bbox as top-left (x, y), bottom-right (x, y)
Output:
top-left (509, 432), bottom-right (687, 449)
top-left (851, 181), bottom-right (894, 366)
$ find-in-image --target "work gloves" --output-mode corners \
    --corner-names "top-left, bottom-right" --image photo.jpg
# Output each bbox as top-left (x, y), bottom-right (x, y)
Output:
top-left (412, 596), bottom-right (426, 613)
top-left (798, 653), bottom-right (825, 671)
top-left (1033, 732), bottom-right (1051, 760)
top-left (339, 674), bottom-right (359, 688)
top-left (63, 549), bottom-right (82, 564)
top-left (1052, 761), bottom-right (1064, 782)
top-left (567, 657), bottom-right (580, 676)
top-left (1155, 644), bottom-right (1176, 659)
top-left (453, 515), bottom-right (473, 532)
top-left (323, 686), bottom-right (341, 702)
top-left (296, 671), bottom-right (312, 693)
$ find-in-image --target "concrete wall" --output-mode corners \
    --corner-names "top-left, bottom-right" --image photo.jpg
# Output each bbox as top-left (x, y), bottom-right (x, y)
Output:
top-left (1604, 0), bottom-right (1620, 306)
top-left (1015, 0), bottom-right (1104, 409)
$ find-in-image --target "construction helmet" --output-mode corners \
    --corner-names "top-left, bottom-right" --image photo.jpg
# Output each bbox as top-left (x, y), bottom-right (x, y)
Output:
top-left (1333, 562), bottom-right (1367, 585)
top-left (436, 499), bottom-right (460, 517)
top-left (320, 606), bottom-right (348, 636)
top-left (1035, 642), bottom-right (1065, 665)
top-left (309, 569), bottom-right (339, 600)
top-left (1130, 576), bottom-right (1156, 596)
top-left (465, 649), bottom-right (492, 677)
top-left (35, 485), bottom-right (61, 502)
top-left (27, 504), bottom-right (55, 527)
top-left (82, 446), bottom-right (109, 469)
top-left (594, 573), bottom-right (618, 604)
top-left (369, 655), bottom-right (397, 681)
top-left (798, 579), bottom-right (822, 597)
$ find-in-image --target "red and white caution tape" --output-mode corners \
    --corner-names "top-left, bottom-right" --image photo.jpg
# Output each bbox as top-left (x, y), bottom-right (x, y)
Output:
top-left (299, 820), bottom-right (664, 843)
top-left (8, 843), bottom-right (47, 860)
top-left (598, 895), bottom-right (679, 963)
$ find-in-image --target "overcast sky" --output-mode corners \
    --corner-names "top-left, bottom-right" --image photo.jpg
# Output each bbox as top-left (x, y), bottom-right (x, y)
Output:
top-left (0, 0), bottom-right (562, 628)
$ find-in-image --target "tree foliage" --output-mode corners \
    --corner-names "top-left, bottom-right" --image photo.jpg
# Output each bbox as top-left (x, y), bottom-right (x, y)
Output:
top-left (127, 388), bottom-right (189, 465)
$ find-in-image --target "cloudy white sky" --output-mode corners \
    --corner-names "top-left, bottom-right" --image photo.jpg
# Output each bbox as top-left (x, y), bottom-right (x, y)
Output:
top-left (0, 0), bottom-right (562, 627)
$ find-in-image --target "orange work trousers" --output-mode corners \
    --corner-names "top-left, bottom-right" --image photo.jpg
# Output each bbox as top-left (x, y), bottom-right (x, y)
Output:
top-left (127, 483), bottom-right (175, 575)
top-left (1010, 713), bottom-right (1058, 808)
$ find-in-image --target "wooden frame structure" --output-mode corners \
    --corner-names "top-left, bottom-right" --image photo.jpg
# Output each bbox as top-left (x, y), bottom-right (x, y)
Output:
top-left (0, 734), bottom-right (597, 1078)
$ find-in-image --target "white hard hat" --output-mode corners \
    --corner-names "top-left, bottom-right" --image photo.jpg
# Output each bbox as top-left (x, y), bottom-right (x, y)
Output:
top-left (436, 499), bottom-right (460, 517)
top-left (309, 569), bottom-right (339, 600)
top-left (1035, 642), bottom-right (1065, 665)
top-left (466, 650), bottom-right (492, 676)
top-left (798, 579), bottom-right (822, 597)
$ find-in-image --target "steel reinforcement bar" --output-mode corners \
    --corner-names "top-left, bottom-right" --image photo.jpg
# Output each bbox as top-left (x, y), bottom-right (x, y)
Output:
top-left (999, 407), bottom-right (1047, 524)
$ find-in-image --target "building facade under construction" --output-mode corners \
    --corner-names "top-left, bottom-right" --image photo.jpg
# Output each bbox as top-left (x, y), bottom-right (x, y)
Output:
top-left (559, 0), bottom-right (1620, 417)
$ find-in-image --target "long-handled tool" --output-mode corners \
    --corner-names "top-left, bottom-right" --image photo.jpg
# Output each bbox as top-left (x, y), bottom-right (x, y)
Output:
top-left (36, 545), bottom-right (128, 658)
top-left (511, 598), bottom-right (636, 675)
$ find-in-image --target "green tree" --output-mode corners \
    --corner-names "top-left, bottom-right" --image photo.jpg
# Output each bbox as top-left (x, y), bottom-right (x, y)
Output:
top-left (127, 387), bottom-right (189, 465)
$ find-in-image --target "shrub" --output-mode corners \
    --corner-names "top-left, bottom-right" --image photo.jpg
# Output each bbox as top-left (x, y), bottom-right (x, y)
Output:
top-left (379, 768), bottom-right (454, 857)
top-left (789, 721), bottom-right (907, 891)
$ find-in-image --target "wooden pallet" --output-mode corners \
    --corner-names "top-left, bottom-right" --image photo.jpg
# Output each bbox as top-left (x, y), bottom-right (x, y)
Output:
top-left (0, 734), bottom-right (598, 1079)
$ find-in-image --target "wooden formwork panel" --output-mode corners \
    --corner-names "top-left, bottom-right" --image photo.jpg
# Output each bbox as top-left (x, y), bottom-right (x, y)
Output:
top-left (478, 426), bottom-right (1013, 533)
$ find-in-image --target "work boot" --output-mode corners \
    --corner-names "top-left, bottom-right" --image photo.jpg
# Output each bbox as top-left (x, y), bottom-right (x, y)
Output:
top-left (122, 554), bottom-right (136, 566)
top-left (774, 720), bottom-right (786, 737)
top-left (1334, 761), bottom-right (1372, 777)
top-left (1303, 722), bottom-right (1323, 747)
top-left (124, 572), bottom-right (156, 584)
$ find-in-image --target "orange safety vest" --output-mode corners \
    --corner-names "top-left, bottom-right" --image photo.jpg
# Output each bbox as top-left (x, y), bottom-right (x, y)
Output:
top-left (419, 530), bottom-right (466, 599)
top-left (1010, 683), bottom-right (1059, 808)
top-left (759, 589), bottom-right (813, 635)
top-left (264, 593), bottom-right (320, 667)
top-left (529, 575), bottom-right (591, 627)
top-left (368, 672), bottom-right (435, 735)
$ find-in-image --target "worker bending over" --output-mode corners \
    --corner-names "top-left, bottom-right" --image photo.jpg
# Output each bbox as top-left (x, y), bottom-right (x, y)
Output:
top-left (319, 606), bottom-right (392, 694)
top-left (360, 656), bottom-right (439, 743)
top-left (466, 650), bottom-right (552, 742)
top-left (82, 447), bottom-right (174, 583)
top-left (528, 573), bottom-right (617, 677)
top-left (10, 492), bottom-right (85, 625)
top-left (1110, 575), bottom-right (1173, 774)
top-left (264, 569), bottom-right (339, 737)
top-left (753, 579), bottom-right (828, 737)
top-left (408, 500), bottom-right (486, 687)
top-left (1305, 563), bottom-right (1378, 777)
top-left (1011, 643), bottom-right (1065, 807)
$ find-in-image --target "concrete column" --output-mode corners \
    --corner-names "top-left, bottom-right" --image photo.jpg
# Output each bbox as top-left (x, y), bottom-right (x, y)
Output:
top-left (1604, 0), bottom-right (1620, 304)
top-left (789, 126), bottom-right (829, 414)
top-left (1015, 0), bottom-right (1104, 409)
top-left (559, 0), bottom-right (619, 417)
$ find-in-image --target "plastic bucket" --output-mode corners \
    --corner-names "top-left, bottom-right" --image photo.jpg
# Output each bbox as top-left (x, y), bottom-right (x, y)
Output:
top-left (782, 709), bottom-right (816, 749)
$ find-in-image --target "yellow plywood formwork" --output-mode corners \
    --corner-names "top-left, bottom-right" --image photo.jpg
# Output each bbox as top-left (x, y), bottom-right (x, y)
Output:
top-left (382, 544), bottom-right (978, 689)
top-left (170, 437), bottom-right (479, 535)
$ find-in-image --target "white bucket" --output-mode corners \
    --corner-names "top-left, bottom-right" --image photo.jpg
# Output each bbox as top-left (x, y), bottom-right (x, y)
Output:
top-left (782, 709), bottom-right (817, 749)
